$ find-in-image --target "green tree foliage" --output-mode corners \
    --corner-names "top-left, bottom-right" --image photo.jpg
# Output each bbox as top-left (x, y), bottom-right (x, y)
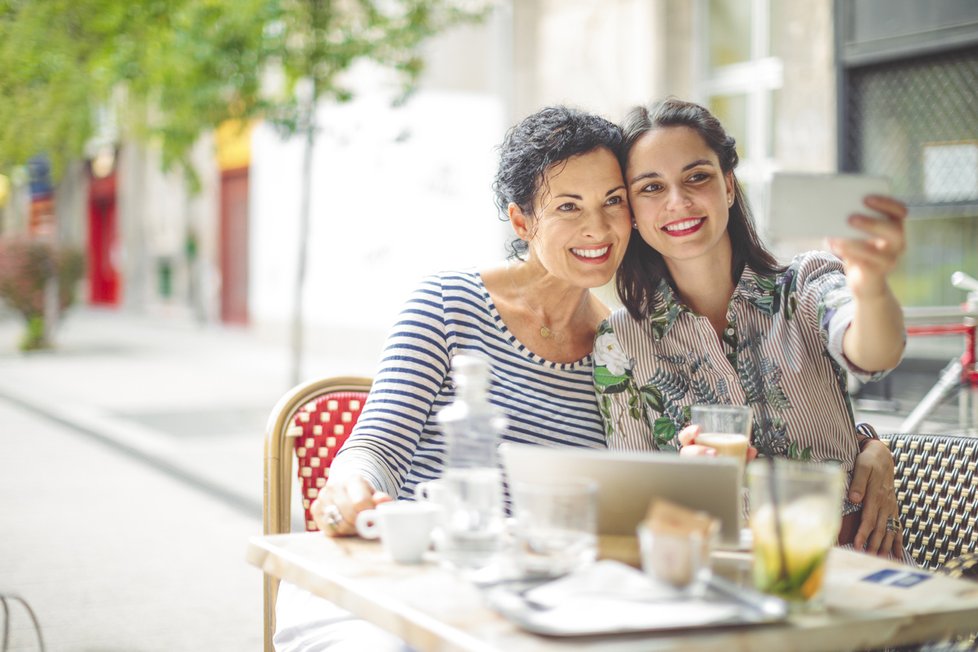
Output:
top-left (0, 0), bottom-right (108, 176)
top-left (0, 0), bottom-right (490, 178)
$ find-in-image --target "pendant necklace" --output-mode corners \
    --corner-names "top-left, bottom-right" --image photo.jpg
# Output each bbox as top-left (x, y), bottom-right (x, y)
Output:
top-left (508, 265), bottom-right (565, 342)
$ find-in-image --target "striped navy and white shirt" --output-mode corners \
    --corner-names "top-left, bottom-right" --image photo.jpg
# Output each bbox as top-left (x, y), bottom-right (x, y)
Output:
top-left (593, 250), bottom-right (897, 507)
top-left (331, 270), bottom-right (606, 500)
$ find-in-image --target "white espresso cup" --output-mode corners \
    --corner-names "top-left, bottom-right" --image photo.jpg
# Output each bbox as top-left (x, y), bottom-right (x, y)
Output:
top-left (414, 479), bottom-right (450, 505)
top-left (355, 501), bottom-right (442, 564)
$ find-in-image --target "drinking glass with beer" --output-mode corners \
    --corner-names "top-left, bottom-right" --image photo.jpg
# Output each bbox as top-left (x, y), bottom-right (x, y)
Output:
top-left (689, 404), bottom-right (753, 477)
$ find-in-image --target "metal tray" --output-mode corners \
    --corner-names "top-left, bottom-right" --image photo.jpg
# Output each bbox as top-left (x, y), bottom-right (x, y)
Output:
top-left (485, 565), bottom-right (788, 638)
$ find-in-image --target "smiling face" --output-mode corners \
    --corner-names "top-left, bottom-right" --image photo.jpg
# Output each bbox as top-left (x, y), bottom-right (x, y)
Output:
top-left (514, 147), bottom-right (631, 289)
top-left (626, 126), bottom-right (735, 272)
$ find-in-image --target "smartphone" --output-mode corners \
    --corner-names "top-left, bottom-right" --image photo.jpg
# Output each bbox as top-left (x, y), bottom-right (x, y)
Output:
top-left (766, 172), bottom-right (892, 241)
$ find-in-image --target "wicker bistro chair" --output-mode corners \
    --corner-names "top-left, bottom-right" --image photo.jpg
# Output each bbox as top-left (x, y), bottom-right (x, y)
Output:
top-left (262, 376), bottom-right (372, 652)
top-left (873, 432), bottom-right (978, 652)
top-left (881, 432), bottom-right (978, 576)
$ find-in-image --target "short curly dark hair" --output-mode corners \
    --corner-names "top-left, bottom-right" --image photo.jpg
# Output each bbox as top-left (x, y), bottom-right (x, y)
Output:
top-left (491, 106), bottom-right (624, 258)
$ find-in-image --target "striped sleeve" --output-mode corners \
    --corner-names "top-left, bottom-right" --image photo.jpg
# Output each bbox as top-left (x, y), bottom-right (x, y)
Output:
top-left (331, 276), bottom-right (451, 496)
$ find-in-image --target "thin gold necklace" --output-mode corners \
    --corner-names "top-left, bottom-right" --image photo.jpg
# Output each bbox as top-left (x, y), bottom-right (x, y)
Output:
top-left (507, 264), bottom-right (572, 342)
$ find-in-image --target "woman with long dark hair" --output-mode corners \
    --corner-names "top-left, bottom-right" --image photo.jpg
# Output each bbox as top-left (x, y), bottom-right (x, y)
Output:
top-left (594, 98), bottom-right (907, 558)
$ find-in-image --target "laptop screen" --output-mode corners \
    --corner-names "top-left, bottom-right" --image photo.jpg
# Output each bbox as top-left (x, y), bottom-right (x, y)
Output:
top-left (499, 443), bottom-right (743, 547)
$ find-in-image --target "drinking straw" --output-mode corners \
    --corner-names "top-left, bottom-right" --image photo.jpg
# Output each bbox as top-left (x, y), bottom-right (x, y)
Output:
top-left (767, 458), bottom-right (789, 582)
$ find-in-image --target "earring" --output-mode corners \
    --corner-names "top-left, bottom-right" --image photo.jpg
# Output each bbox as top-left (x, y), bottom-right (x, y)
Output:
top-left (728, 197), bottom-right (734, 207)
top-left (631, 219), bottom-right (638, 229)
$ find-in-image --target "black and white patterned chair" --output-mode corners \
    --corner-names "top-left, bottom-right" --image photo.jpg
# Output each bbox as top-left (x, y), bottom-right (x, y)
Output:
top-left (880, 432), bottom-right (978, 652)
top-left (881, 432), bottom-right (978, 575)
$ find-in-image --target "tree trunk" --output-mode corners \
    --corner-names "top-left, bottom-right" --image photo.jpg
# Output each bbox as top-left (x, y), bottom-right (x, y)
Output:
top-left (290, 90), bottom-right (317, 387)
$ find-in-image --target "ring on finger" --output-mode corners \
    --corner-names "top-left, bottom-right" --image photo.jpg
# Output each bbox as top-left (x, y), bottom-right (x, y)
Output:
top-left (885, 516), bottom-right (901, 533)
top-left (324, 504), bottom-right (344, 528)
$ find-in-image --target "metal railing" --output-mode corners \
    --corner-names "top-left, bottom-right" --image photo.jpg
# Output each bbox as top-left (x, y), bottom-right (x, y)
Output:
top-left (898, 272), bottom-right (978, 434)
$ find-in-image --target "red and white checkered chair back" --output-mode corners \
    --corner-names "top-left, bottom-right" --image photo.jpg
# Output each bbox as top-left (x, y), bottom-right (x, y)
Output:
top-left (262, 376), bottom-right (371, 652)
top-left (290, 391), bottom-right (367, 530)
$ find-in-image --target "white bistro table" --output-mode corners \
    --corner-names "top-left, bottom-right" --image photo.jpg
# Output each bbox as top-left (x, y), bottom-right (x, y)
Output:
top-left (248, 532), bottom-right (978, 652)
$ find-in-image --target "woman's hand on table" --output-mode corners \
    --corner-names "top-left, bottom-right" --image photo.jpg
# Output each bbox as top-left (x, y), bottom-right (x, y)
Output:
top-left (677, 424), bottom-right (758, 462)
top-left (849, 439), bottom-right (903, 558)
top-left (311, 473), bottom-right (392, 537)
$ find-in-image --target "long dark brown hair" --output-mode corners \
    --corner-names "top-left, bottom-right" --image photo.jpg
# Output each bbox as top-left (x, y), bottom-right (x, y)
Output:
top-left (616, 98), bottom-right (783, 320)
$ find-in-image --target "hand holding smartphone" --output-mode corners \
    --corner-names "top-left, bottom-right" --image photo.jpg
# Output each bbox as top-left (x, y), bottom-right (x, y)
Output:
top-left (767, 172), bottom-right (892, 241)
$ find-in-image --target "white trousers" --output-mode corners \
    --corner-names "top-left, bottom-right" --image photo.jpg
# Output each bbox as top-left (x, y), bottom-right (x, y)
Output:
top-left (273, 581), bottom-right (416, 652)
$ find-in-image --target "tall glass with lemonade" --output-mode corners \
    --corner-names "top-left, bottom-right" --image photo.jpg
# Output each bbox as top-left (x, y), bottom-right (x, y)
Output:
top-left (747, 460), bottom-right (843, 610)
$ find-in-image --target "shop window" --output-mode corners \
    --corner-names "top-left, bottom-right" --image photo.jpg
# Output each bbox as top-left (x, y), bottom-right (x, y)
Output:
top-left (844, 48), bottom-right (978, 305)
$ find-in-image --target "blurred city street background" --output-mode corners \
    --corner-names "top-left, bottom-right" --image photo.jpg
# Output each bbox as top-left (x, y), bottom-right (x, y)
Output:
top-left (2, 1), bottom-right (976, 650)
top-left (0, 305), bottom-right (381, 651)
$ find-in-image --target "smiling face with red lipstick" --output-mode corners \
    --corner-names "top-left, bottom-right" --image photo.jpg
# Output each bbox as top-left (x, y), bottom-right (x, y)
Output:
top-left (614, 98), bottom-right (782, 324)
top-left (626, 125), bottom-right (735, 275)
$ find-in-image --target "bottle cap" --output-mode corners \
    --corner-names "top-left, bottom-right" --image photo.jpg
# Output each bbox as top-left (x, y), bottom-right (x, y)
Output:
top-left (452, 353), bottom-right (491, 393)
top-left (452, 353), bottom-right (490, 378)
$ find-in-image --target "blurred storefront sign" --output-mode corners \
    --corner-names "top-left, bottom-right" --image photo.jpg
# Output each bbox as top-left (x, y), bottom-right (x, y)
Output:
top-left (215, 120), bottom-right (254, 171)
top-left (0, 174), bottom-right (10, 207)
top-left (27, 156), bottom-right (56, 237)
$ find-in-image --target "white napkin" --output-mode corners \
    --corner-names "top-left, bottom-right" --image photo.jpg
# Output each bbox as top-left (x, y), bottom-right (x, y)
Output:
top-left (523, 560), bottom-right (679, 608)
top-left (510, 560), bottom-right (742, 635)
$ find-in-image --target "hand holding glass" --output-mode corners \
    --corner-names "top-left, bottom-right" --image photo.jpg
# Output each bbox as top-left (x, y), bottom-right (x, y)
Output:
top-left (690, 404), bottom-right (752, 475)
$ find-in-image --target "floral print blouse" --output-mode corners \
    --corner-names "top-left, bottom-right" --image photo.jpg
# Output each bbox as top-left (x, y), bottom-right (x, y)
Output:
top-left (593, 251), bottom-right (898, 504)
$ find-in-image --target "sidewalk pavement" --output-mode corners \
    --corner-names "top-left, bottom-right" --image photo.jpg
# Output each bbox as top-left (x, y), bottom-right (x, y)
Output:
top-left (0, 306), bottom-right (379, 652)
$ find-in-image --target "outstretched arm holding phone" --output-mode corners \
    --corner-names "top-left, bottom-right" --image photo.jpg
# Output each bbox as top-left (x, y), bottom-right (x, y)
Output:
top-left (831, 194), bottom-right (908, 373)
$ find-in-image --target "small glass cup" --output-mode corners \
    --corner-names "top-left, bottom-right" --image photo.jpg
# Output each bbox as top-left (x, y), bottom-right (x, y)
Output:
top-left (637, 523), bottom-right (716, 596)
top-left (427, 468), bottom-right (507, 573)
top-left (690, 404), bottom-right (752, 477)
top-left (510, 479), bottom-right (598, 578)
top-left (747, 459), bottom-right (843, 611)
